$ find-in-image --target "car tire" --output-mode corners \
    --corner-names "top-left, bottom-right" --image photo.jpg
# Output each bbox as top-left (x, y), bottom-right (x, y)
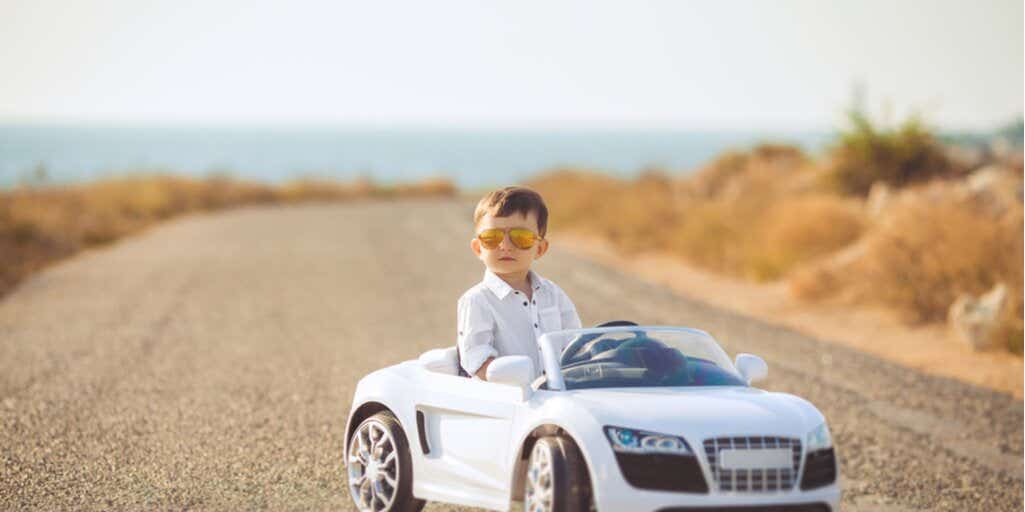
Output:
top-left (347, 411), bottom-right (426, 512)
top-left (525, 435), bottom-right (593, 512)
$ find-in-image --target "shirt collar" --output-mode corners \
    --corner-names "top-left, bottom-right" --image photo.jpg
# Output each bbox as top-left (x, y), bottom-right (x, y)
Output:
top-left (482, 269), bottom-right (544, 300)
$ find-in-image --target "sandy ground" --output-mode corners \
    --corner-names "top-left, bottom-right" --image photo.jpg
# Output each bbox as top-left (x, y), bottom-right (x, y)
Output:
top-left (0, 200), bottom-right (1021, 511)
top-left (561, 235), bottom-right (1025, 399)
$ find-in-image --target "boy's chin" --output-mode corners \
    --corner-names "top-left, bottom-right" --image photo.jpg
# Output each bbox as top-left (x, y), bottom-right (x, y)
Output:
top-left (487, 262), bottom-right (528, 274)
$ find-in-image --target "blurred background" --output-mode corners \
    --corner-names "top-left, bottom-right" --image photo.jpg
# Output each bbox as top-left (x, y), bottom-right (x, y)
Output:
top-left (1, 1), bottom-right (1022, 356)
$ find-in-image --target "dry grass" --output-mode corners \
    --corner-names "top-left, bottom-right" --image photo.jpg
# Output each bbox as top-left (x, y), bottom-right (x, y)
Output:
top-left (792, 193), bottom-right (1024, 353)
top-left (531, 140), bottom-right (1023, 354)
top-left (859, 200), bottom-right (1020, 323)
top-left (746, 195), bottom-right (865, 281)
top-left (0, 174), bottom-right (454, 297)
top-left (531, 144), bottom-right (854, 280)
top-left (788, 170), bottom-right (1024, 354)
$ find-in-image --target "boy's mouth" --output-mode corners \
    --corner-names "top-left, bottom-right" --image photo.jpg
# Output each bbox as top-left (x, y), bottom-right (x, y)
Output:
top-left (499, 257), bottom-right (516, 261)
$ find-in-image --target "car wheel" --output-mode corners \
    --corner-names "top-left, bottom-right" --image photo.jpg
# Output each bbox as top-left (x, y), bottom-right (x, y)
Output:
top-left (524, 435), bottom-right (593, 512)
top-left (347, 411), bottom-right (426, 512)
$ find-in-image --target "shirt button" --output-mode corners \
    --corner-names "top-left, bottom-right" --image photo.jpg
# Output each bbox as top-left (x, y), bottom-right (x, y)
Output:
top-left (534, 323), bottom-right (538, 328)
top-left (532, 300), bottom-right (536, 305)
top-left (523, 301), bottom-right (528, 306)
top-left (514, 291), bottom-right (519, 295)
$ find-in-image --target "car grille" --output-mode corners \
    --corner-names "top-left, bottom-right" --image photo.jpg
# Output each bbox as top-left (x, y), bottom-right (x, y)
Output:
top-left (800, 448), bottom-right (837, 490)
top-left (703, 436), bottom-right (802, 492)
top-left (614, 452), bottom-right (708, 493)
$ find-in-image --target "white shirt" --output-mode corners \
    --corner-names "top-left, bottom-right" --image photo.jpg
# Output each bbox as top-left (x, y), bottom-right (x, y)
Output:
top-left (457, 269), bottom-right (582, 378)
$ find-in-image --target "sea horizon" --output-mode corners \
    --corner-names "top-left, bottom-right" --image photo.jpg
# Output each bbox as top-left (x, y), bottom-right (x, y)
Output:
top-left (1, 122), bottom-right (839, 189)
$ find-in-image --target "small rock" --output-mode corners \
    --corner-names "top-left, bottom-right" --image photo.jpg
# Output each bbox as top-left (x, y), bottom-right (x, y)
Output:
top-left (866, 181), bottom-right (891, 218)
top-left (948, 283), bottom-right (1008, 351)
top-left (958, 164), bottom-right (1024, 217)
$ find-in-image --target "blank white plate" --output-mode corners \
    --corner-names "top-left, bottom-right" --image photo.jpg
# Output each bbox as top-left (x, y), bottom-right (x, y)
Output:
top-left (719, 448), bottom-right (791, 470)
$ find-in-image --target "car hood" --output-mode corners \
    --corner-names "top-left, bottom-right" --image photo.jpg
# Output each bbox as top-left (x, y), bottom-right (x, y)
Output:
top-left (562, 386), bottom-right (822, 442)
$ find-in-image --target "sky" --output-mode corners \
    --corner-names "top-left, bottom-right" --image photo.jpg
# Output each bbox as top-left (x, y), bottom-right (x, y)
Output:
top-left (0, 0), bottom-right (1021, 131)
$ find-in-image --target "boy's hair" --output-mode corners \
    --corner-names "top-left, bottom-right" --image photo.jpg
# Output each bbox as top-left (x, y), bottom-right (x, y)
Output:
top-left (473, 186), bottom-right (549, 237)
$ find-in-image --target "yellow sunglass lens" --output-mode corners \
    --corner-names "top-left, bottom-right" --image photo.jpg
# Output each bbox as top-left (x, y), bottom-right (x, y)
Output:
top-left (508, 229), bottom-right (537, 249)
top-left (478, 229), bottom-right (504, 249)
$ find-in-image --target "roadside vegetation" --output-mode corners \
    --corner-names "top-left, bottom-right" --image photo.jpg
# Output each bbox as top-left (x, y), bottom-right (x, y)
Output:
top-left (3, 110), bottom-right (1020, 355)
top-left (0, 175), bottom-right (454, 298)
top-left (531, 112), bottom-right (1023, 354)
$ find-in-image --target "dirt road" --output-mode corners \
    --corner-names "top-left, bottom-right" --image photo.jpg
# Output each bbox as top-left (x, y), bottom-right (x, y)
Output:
top-left (1, 200), bottom-right (1021, 511)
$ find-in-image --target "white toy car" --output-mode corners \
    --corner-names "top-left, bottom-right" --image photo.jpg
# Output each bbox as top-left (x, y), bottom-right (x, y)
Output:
top-left (343, 325), bottom-right (840, 512)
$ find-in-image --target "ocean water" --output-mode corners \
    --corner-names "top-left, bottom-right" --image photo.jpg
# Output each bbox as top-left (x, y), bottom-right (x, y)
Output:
top-left (0, 124), bottom-right (832, 189)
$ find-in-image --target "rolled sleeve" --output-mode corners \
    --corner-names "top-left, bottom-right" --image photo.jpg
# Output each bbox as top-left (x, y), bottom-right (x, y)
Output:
top-left (556, 285), bottom-right (583, 330)
top-left (457, 295), bottom-right (498, 375)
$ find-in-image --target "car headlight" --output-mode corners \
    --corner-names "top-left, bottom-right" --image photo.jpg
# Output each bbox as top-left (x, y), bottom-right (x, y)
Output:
top-left (604, 426), bottom-right (693, 455)
top-left (806, 422), bottom-right (833, 452)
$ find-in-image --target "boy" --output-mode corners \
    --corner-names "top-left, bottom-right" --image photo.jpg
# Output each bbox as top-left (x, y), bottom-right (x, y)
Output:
top-left (457, 186), bottom-right (582, 380)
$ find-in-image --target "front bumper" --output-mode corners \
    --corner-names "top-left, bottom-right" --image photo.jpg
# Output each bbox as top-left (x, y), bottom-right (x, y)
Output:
top-left (588, 441), bottom-right (841, 512)
top-left (593, 479), bottom-right (840, 512)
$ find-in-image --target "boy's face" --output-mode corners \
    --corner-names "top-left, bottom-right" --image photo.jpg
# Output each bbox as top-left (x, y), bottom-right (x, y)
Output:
top-left (471, 211), bottom-right (549, 276)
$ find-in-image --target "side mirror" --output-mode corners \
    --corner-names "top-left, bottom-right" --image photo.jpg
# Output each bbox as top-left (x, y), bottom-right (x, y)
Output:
top-left (735, 353), bottom-right (768, 384)
top-left (486, 356), bottom-right (534, 394)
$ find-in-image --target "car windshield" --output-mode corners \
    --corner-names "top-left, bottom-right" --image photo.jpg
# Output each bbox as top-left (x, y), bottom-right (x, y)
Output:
top-left (545, 327), bottom-right (747, 390)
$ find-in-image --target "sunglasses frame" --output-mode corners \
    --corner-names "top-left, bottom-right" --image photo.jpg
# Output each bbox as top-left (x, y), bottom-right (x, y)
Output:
top-left (476, 227), bottom-right (543, 250)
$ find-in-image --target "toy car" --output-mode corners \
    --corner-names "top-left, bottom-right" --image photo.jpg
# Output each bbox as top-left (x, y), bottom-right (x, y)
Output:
top-left (343, 325), bottom-right (840, 511)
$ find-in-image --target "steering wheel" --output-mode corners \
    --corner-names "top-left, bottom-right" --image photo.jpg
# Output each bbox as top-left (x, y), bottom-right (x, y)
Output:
top-left (608, 336), bottom-right (690, 383)
top-left (560, 320), bottom-right (638, 366)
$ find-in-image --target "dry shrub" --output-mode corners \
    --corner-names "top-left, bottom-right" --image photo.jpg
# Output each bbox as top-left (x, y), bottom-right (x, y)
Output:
top-left (391, 177), bottom-right (456, 197)
top-left (528, 169), bottom-right (625, 233)
top-left (280, 175), bottom-right (455, 201)
top-left (278, 179), bottom-right (365, 202)
top-left (532, 137), bottom-right (1023, 354)
top-left (849, 197), bottom-right (1023, 352)
top-left (667, 200), bottom-right (753, 274)
top-left (669, 144), bottom-right (819, 278)
top-left (687, 150), bottom-right (750, 198)
top-left (788, 264), bottom-right (845, 302)
top-left (531, 169), bottom-right (680, 251)
top-left (747, 195), bottom-right (865, 281)
top-left (601, 171), bottom-right (679, 252)
top-left (532, 144), bottom-right (821, 276)
top-left (686, 144), bottom-right (808, 201)
top-left (857, 199), bottom-right (1018, 321)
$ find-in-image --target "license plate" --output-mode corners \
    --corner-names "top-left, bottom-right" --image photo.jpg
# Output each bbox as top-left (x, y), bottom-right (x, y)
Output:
top-left (719, 448), bottom-right (791, 470)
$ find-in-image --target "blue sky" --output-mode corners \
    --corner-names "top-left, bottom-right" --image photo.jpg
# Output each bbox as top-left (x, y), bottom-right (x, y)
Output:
top-left (0, 0), bottom-right (1021, 130)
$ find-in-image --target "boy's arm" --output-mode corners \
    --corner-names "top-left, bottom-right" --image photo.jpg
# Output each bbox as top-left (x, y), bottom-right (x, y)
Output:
top-left (457, 295), bottom-right (498, 379)
top-left (474, 357), bottom-right (495, 379)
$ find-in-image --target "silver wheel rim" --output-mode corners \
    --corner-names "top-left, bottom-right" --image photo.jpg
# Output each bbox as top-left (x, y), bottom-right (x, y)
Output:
top-left (348, 419), bottom-right (400, 512)
top-left (525, 441), bottom-right (554, 512)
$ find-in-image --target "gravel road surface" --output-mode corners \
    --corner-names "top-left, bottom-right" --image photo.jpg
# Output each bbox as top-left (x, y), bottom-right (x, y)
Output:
top-left (1, 200), bottom-right (1021, 511)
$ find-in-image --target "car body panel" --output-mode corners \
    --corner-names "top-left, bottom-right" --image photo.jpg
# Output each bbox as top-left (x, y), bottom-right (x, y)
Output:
top-left (344, 327), bottom-right (841, 511)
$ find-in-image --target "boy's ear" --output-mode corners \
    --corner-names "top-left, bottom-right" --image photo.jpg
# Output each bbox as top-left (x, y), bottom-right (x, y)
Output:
top-left (535, 238), bottom-right (549, 259)
top-left (470, 237), bottom-right (482, 257)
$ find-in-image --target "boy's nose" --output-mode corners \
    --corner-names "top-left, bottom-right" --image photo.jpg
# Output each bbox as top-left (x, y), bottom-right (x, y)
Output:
top-left (497, 234), bottom-right (515, 251)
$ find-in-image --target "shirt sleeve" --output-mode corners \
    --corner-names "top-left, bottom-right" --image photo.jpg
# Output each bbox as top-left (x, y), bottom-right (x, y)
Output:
top-left (457, 294), bottom-right (498, 376)
top-left (555, 284), bottom-right (583, 330)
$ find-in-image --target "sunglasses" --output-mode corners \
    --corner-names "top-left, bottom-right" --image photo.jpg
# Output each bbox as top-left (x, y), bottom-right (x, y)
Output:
top-left (476, 227), bottom-right (542, 250)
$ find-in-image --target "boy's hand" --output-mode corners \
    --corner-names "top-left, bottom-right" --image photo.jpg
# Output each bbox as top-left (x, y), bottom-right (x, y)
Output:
top-left (475, 357), bottom-right (495, 380)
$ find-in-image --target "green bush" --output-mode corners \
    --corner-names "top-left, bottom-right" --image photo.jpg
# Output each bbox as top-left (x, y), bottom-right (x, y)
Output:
top-left (826, 109), bottom-right (959, 195)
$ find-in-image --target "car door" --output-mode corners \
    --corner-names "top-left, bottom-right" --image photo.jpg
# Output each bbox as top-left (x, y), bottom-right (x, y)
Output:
top-left (413, 371), bottom-right (522, 506)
